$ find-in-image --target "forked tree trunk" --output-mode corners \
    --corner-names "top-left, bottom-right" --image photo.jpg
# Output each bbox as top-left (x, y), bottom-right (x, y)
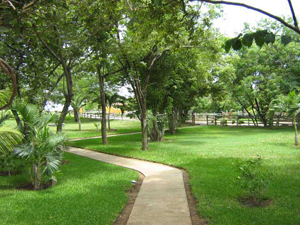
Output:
top-left (57, 67), bottom-right (73, 133)
top-left (97, 64), bottom-right (108, 145)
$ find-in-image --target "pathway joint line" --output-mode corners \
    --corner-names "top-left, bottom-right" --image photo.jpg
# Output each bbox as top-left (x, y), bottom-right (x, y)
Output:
top-left (67, 147), bottom-right (192, 225)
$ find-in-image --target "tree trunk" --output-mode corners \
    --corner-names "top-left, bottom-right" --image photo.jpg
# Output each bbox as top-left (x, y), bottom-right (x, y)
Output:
top-left (294, 116), bottom-right (298, 146)
top-left (108, 106), bottom-right (111, 131)
top-left (11, 109), bottom-right (21, 127)
top-left (78, 116), bottom-right (81, 131)
top-left (192, 112), bottom-right (196, 125)
top-left (57, 95), bottom-right (71, 132)
top-left (97, 65), bottom-right (108, 145)
top-left (57, 67), bottom-right (73, 132)
top-left (168, 110), bottom-right (176, 135)
top-left (74, 110), bottom-right (79, 122)
top-left (141, 109), bottom-right (148, 150)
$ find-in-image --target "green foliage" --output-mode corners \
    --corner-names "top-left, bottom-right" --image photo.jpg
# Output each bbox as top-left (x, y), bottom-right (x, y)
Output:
top-left (236, 156), bottom-right (270, 200)
top-left (225, 30), bottom-right (288, 52)
top-left (220, 119), bottom-right (227, 126)
top-left (94, 122), bottom-right (101, 132)
top-left (14, 104), bottom-right (67, 189)
top-left (0, 112), bottom-right (22, 175)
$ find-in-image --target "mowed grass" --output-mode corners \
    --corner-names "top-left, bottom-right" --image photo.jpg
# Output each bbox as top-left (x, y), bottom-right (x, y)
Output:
top-left (0, 153), bottom-right (138, 225)
top-left (5, 117), bottom-right (141, 139)
top-left (72, 126), bottom-right (300, 225)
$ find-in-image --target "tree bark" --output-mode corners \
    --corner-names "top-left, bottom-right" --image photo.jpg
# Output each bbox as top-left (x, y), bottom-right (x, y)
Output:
top-left (168, 110), bottom-right (176, 135)
top-left (74, 110), bottom-right (79, 122)
top-left (108, 106), bottom-right (111, 131)
top-left (294, 116), bottom-right (298, 146)
top-left (97, 64), bottom-right (108, 145)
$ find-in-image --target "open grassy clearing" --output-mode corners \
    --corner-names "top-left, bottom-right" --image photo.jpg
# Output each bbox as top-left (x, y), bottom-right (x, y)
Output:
top-left (5, 117), bottom-right (141, 139)
top-left (72, 126), bottom-right (300, 225)
top-left (0, 152), bottom-right (138, 225)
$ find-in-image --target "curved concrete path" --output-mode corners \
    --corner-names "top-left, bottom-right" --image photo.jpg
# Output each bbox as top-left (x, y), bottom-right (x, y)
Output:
top-left (67, 147), bottom-right (192, 225)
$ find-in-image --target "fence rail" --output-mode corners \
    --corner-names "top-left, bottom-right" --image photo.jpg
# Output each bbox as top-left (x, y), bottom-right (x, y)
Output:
top-left (189, 113), bottom-right (295, 127)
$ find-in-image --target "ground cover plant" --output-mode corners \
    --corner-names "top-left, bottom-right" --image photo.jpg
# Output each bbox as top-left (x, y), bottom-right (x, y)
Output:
top-left (0, 152), bottom-right (138, 225)
top-left (72, 126), bottom-right (300, 225)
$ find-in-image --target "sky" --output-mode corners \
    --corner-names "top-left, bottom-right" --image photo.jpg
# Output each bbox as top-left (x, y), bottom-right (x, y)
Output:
top-left (211, 0), bottom-right (300, 36)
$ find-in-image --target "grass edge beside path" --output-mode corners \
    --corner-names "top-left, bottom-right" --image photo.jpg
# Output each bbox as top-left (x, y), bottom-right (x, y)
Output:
top-left (0, 152), bottom-right (138, 225)
top-left (70, 125), bottom-right (300, 225)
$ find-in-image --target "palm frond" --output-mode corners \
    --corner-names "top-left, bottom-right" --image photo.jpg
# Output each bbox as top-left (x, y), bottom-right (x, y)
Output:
top-left (0, 125), bottom-right (22, 153)
top-left (0, 112), bottom-right (10, 127)
top-left (0, 89), bottom-right (11, 108)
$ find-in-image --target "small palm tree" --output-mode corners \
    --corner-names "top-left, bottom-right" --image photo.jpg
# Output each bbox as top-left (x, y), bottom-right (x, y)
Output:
top-left (273, 91), bottom-right (300, 146)
top-left (14, 104), bottom-right (67, 190)
top-left (71, 96), bottom-right (86, 131)
top-left (106, 93), bottom-right (121, 130)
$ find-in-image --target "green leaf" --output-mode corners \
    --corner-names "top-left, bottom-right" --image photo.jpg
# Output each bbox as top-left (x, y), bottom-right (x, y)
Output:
top-left (232, 39), bottom-right (242, 50)
top-left (265, 33), bottom-right (275, 44)
top-left (242, 33), bottom-right (254, 47)
top-left (281, 35), bottom-right (292, 46)
top-left (225, 40), bottom-right (232, 53)
top-left (254, 30), bottom-right (267, 47)
top-left (151, 0), bottom-right (162, 6)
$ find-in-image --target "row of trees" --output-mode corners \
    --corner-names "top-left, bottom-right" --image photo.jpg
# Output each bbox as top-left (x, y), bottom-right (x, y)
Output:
top-left (1, 0), bottom-right (223, 150)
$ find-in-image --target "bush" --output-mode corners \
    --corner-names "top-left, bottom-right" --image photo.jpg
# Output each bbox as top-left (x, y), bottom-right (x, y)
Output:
top-left (235, 156), bottom-right (270, 201)
top-left (232, 120), bottom-right (236, 124)
top-left (220, 119), bottom-right (227, 126)
top-left (238, 120), bottom-right (244, 125)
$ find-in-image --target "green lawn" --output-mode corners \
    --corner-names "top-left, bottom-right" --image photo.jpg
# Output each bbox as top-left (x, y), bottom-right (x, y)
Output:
top-left (71, 126), bottom-right (300, 225)
top-left (0, 153), bottom-right (138, 225)
top-left (5, 117), bottom-right (141, 139)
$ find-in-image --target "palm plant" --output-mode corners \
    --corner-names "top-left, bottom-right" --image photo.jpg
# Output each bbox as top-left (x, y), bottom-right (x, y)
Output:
top-left (14, 104), bottom-right (67, 189)
top-left (0, 112), bottom-right (22, 176)
top-left (106, 93), bottom-right (121, 130)
top-left (71, 96), bottom-right (86, 131)
top-left (273, 91), bottom-right (300, 146)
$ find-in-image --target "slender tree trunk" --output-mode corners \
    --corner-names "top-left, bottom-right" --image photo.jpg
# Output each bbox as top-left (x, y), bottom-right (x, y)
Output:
top-left (78, 116), bottom-right (81, 131)
top-left (97, 65), bottom-right (108, 145)
top-left (11, 109), bottom-right (21, 127)
top-left (168, 110), bottom-right (176, 135)
top-left (74, 110), bottom-right (79, 122)
top-left (294, 116), bottom-right (298, 146)
top-left (108, 106), bottom-right (111, 131)
top-left (141, 107), bottom-right (148, 150)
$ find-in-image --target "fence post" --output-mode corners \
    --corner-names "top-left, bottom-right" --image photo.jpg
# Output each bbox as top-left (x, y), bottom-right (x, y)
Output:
top-left (248, 115), bottom-right (249, 126)
top-left (206, 115), bottom-right (208, 126)
top-left (192, 112), bottom-right (195, 125)
top-left (214, 115), bottom-right (217, 126)
top-left (236, 115), bottom-right (239, 127)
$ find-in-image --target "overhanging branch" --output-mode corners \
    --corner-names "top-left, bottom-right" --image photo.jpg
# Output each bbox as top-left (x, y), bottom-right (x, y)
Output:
top-left (190, 0), bottom-right (300, 35)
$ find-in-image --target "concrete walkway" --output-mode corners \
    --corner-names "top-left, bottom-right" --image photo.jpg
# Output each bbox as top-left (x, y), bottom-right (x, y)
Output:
top-left (67, 147), bottom-right (192, 225)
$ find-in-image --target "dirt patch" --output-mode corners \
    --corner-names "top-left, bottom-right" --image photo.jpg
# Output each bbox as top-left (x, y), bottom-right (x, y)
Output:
top-left (61, 160), bottom-right (71, 165)
top-left (182, 170), bottom-right (208, 225)
top-left (114, 173), bottom-right (144, 225)
top-left (109, 129), bottom-right (118, 132)
top-left (239, 196), bottom-right (273, 208)
top-left (0, 171), bottom-right (22, 176)
top-left (16, 182), bottom-right (54, 191)
top-left (163, 139), bottom-right (173, 142)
